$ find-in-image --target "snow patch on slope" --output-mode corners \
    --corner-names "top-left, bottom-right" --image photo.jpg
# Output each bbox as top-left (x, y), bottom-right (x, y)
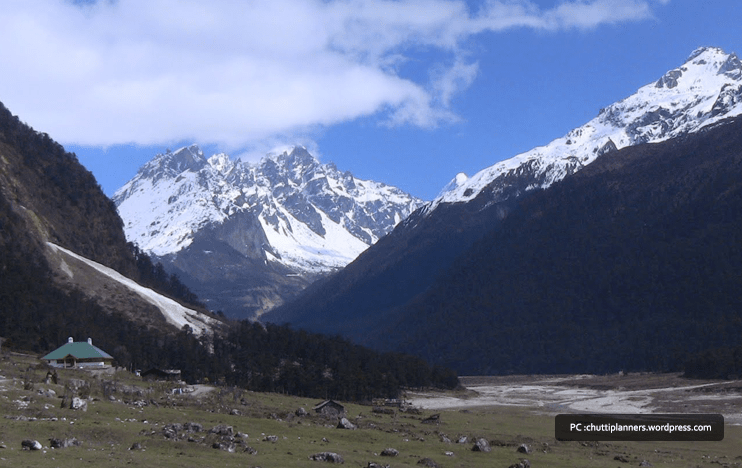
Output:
top-left (46, 242), bottom-right (216, 335)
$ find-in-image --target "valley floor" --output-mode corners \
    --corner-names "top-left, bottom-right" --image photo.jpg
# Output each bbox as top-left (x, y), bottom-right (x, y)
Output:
top-left (1, 355), bottom-right (740, 467)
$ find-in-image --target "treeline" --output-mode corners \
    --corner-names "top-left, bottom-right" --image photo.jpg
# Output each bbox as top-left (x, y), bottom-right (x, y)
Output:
top-left (218, 321), bottom-right (459, 400)
top-left (129, 243), bottom-right (205, 309)
top-left (684, 347), bottom-right (742, 379)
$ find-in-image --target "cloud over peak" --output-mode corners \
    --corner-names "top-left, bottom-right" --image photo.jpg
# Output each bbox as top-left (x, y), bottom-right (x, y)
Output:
top-left (0, 0), bottom-right (664, 149)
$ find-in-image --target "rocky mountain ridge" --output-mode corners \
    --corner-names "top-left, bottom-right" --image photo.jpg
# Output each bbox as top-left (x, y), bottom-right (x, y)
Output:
top-left (114, 145), bottom-right (423, 318)
top-left (427, 46), bottom-right (742, 212)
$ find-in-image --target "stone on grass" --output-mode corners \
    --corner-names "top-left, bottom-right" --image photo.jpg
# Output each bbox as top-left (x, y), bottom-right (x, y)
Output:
top-left (21, 439), bottom-right (42, 451)
top-left (508, 459), bottom-right (530, 468)
top-left (472, 438), bottom-right (491, 452)
top-left (49, 437), bottom-right (81, 449)
top-left (417, 457), bottom-right (440, 467)
top-left (70, 397), bottom-right (88, 411)
top-left (337, 417), bottom-right (357, 430)
top-left (516, 443), bottom-right (531, 454)
top-left (310, 451), bottom-right (344, 463)
top-left (212, 441), bottom-right (236, 452)
top-left (380, 447), bottom-right (399, 457)
top-left (209, 424), bottom-right (234, 437)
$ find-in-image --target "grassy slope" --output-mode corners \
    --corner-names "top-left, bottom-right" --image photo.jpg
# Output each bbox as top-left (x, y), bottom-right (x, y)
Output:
top-left (0, 353), bottom-right (739, 468)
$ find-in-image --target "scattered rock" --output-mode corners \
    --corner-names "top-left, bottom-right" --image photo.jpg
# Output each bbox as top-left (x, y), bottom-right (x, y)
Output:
top-left (70, 397), bottom-right (88, 412)
top-left (614, 454), bottom-right (630, 463)
top-left (444, 451), bottom-right (455, 456)
top-left (210, 424), bottom-right (234, 437)
top-left (516, 443), bottom-right (531, 454)
top-left (296, 407), bottom-right (308, 417)
top-left (439, 434), bottom-right (452, 443)
top-left (456, 435), bottom-right (468, 444)
top-left (508, 459), bottom-right (530, 468)
top-left (421, 413), bottom-right (440, 424)
top-left (417, 457), bottom-right (440, 467)
top-left (244, 446), bottom-right (258, 455)
top-left (368, 463), bottom-right (390, 468)
top-left (129, 442), bottom-right (143, 451)
top-left (38, 388), bottom-right (56, 398)
top-left (212, 441), bottom-right (236, 452)
top-left (337, 417), bottom-right (357, 430)
top-left (49, 437), bottom-right (81, 449)
top-left (21, 439), bottom-right (42, 451)
top-left (639, 460), bottom-right (652, 467)
top-left (183, 422), bottom-right (203, 432)
top-left (310, 451), bottom-right (344, 463)
top-left (472, 438), bottom-right (491, 452)
top-left (230, 408), bottom-right (241, 416)
top-left (380, 448), bottom-right (399, 457)
top-left (263, 435), bottom-right (279, 442)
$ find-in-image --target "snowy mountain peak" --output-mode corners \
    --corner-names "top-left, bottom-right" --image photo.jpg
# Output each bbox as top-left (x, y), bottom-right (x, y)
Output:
top-left (207, 153), bottom-right (234, 174)
top-left (114, 146), bottom-right (424, 275)
top-left (432, 47), bottom-right (742, 209)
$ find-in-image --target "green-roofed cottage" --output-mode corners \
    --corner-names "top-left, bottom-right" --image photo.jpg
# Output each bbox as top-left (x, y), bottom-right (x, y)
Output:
top-left (42, 337), bottom-right (114, 369)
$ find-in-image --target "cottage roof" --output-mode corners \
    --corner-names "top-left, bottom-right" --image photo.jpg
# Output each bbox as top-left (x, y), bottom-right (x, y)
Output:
top-left (313, 399), bottom-right (344, 410)
top-left (42, 338), bottom-right (113, 361)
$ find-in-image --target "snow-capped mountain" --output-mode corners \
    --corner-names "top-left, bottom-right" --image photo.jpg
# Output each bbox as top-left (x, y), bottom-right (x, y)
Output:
top-left (113, 145), bottom-right (422, 318)
top-left (429, 46), bottom-right (742, 211)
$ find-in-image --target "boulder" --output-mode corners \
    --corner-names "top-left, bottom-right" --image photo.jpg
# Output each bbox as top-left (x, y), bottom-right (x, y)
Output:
top-left (183, 422), bottom-right (203, 433)
top-left (209, 424), bottom-right (234, 437)
top-left (380, 448), bottom-right (399, 457)
top-left (310, 451), bottom-right (344, 463)
top-left (337, 417), bottom-right (357, 430)
top-left (70, 397), bottom-right (88, 411)
top-left (472, 438), bottom-right (491, 452)
top-left (296, 407), bottom-right (308, 417)
top-left (508, 460), bottom-right (530, 468)
top-left (516, 443), bottom-right (531, 454)
top-left (417, 458), bottom-right (440, 467)
top-left (212, 441), bottom-right (236, 452)
top-left (49, 437), bottom-right (81, 449)
top-left (21, 439), bottom-right (42, 451)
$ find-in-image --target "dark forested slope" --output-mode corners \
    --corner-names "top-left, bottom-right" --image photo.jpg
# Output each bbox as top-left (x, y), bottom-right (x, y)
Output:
top-left (391, 117), bottom-right (742, 375)
top-left (270, 117), bottom-right (742, 376)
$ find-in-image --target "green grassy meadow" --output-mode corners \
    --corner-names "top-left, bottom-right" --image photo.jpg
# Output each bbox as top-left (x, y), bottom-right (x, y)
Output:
top-left (0, 353), bottom-right (739, 468)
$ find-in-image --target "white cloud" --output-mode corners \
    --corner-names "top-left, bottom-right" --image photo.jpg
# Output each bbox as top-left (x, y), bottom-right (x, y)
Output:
top-left (0, 0), bottom-right (662, 150)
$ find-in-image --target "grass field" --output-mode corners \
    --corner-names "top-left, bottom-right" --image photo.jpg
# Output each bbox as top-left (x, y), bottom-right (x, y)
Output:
top-left (0, 353), bottom-right (739, 467)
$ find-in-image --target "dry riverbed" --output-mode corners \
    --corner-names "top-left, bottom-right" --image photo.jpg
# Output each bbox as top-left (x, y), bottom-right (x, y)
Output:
top-left (409, 373), bottom-right (742, 425)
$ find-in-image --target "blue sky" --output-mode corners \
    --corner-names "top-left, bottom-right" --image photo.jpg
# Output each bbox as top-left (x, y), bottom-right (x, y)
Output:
top-left (2, 0), bottom-right (741, 201)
